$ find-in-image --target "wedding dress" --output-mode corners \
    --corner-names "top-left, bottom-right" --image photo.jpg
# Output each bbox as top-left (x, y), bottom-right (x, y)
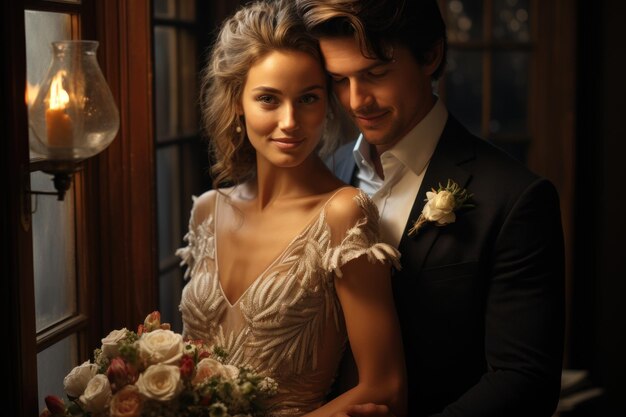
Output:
top-left (177, 187), bottom-right (399, 416)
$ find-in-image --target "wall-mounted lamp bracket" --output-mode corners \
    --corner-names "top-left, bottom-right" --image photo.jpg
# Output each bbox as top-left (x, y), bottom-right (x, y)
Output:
top-left (26, 159), bottom-right (83, 201)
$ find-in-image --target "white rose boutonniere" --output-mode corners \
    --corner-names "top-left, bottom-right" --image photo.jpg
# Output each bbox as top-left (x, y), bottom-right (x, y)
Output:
top-left (408, 179), bottom-right (474, 237)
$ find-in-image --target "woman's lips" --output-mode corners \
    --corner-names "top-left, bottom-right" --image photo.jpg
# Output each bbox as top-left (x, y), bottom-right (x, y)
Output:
top-left (271, 138), bottom-right (305, 150)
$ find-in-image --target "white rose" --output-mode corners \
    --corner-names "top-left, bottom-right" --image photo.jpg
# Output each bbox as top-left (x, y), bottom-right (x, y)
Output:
top-left (423, 190), bottom-right (456, 225)
top-left (222, 364), bottom-right (240, 380)
top-left (137, 329), bottom-right (184, 365)
top-left (79, 374), bottom-right (112, 413)
top-left (63, 361), bottom-right (98, 398)
top-left (135, 363), bottom-right (183, 401)
top-left (193, 358), bottom-right (239, 385)
top-left (101, 328), bottom-right (130, 358)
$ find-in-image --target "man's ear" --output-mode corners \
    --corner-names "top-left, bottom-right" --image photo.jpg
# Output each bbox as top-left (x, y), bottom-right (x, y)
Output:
top-left (422, 40), bottom-right (444, 76)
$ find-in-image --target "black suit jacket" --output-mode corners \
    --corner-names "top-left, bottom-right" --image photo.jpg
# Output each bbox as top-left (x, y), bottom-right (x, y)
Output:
top-left (330, 115), bottom-right (565, 417)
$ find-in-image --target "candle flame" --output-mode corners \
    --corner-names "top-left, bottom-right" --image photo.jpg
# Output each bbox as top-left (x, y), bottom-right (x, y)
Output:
top-left (49, 71), bottom-right (69, 110)
top-left (25, 82), bottom-right (40, 107)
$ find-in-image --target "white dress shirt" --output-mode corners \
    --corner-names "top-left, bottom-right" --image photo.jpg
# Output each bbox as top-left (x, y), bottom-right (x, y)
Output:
top-left (353, 98), bottom-right (448, 247)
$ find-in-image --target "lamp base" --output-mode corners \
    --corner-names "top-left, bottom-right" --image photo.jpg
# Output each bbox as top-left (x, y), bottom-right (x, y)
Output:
top-left (50, 172), bottom-right (73, 201)
top-left (28, 159), bottom-right (84, 201)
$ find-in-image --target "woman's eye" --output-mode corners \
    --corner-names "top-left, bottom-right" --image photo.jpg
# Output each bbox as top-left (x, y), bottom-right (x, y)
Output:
top-left (257, 95), bottom-right (277, 105)
top-left (300, 94), bottom-right (319, 104)
top-left (331, 76), bottom-right (347, 84)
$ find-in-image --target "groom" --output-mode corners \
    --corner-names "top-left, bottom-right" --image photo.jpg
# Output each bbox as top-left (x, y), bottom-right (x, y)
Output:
top-left (295, 0), bottom-right (565, 416)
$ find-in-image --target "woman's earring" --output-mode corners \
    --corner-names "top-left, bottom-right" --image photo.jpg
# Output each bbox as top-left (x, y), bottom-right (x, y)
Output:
top-left (236, 125), bottom-right (242, 133)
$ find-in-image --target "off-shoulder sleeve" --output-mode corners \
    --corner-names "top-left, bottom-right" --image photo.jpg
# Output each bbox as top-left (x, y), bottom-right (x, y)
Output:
top-left (175, 194), bottom-right (216, 279)
top-left (322, 191), bottom-right (401, 277)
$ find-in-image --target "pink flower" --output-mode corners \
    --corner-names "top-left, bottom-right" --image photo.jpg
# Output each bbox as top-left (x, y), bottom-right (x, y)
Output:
top-left (192, 358), bottom-right (238, 385)
top-left (184, 338), bottom-right (213, 360)
top-left (143, 311), bottom-right (161, 332)
top-left (139, 311), bottom-right (171, 334)
top-left (110, 385), bottom-right (143, 417)
top-left (198, 350), bottom-right (211, 360)
top-left (179, 355), bottom-right (195, 380)
top-left (107, 358), bottom-right (137, 392)
top-left (44, 395), bottom-right (65, 415)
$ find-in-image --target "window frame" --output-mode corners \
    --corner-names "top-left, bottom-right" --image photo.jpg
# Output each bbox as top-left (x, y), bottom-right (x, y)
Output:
top-left (3, 1), bottom-right (157, 416)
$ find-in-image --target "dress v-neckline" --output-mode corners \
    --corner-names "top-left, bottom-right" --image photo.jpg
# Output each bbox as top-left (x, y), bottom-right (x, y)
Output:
top-left (214, 187), bottom-right (351, 307)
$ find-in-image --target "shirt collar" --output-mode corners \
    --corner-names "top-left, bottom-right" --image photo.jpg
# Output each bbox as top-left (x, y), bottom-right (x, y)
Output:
top-left (352, 97), bottom-right (448, 177)
top-left (389, 97), bottom-right (448, 176)
top-left (353, 134), bottom-right (375, 177)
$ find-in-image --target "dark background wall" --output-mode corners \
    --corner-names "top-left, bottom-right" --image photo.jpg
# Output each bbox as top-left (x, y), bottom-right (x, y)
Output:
top-left (573, 0), bottom-right (626, 414)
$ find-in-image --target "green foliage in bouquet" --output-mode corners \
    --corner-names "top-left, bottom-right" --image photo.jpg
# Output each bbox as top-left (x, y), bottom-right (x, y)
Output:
top-left (40, 311), bottom-right (277, 417)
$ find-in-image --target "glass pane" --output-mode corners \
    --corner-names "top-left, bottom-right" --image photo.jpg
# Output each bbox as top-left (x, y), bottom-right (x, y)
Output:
top-left (37, 335), bottom-right (78, 414)
top-left (159, 269), bottom-right (184, 334)
top-left (157, 146), bottom-right (181, 263)
top-left (182, 140), bottom-right (211, 198)
top-left (444, 50), bottom-right (482, 137)
top-left (446, 0), bottom-right (484, 43)
top-left (154, 0), bottom-right (176, 19)
top-left (493, 0), bottom-right (530, 42)
top-left (24, 11), bottom-right (72, 157)
top-left (25, 11), bottom-right (77, 331)
top-left (31, 173), bottom-right (77, 331)
top-left (490, 51), bottom-right (529, 134)
top-left (180, 30), bottom-right (199, 136)
top-left (154, 26), bottom-right (179, 141)
top-left (179, 0), bottom-right (196, 21)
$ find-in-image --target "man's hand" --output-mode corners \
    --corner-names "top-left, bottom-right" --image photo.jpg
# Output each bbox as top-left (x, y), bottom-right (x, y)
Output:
top-left (331, 403), bottom-right (395, 417)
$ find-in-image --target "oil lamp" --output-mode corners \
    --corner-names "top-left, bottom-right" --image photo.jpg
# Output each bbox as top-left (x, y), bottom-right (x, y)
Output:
top-left (28, 40), bottom-right (119, 200)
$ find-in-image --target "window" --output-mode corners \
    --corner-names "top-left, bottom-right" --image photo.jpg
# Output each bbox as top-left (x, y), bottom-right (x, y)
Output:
top-left (20, 4), bottom-right (96, 413)
top-left (4, 1), bottom-right (157, 416)
top-left (441, 0), bottom-right (532, 162)
top-left (440, 0), bottom-right (576, 361)
top-left (153, 0), bottom-right (212, 332)
top-left (24, 10), bottom-right (83, 411)
top-left (152, 0), bottom-right (245, 331)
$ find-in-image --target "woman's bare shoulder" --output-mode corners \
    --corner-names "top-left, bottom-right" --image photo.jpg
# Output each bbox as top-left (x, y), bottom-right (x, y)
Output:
top-left (324, 186), bottom-right (369, 228)
top-left (190, 188), bottom-right (225, 225)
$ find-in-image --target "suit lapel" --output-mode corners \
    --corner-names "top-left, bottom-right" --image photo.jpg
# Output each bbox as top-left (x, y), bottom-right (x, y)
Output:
top-left (330, 117), bottom-right (476, 275)
top-left (397, 116), bottom-right (475, 275)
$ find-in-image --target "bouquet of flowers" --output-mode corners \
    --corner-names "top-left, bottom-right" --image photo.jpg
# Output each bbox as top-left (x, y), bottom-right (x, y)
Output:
top-left (40, 311), bottom-right (277, 417)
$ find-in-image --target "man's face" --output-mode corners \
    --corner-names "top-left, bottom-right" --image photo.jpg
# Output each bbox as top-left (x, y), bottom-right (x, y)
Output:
top-left (319, 36), bottom-right (436, 152)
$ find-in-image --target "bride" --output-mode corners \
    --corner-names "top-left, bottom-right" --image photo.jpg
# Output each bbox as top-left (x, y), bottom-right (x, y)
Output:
top-left (177, 1), bottom-right (406, 416)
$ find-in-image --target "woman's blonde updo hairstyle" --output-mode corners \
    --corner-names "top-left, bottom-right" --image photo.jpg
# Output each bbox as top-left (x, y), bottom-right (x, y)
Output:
top-left (200, 0), bottom-right (345, 188)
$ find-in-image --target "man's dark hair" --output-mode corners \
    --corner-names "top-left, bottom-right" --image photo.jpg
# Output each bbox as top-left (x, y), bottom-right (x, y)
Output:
top-left (295, 0), bottom-right (447, 80)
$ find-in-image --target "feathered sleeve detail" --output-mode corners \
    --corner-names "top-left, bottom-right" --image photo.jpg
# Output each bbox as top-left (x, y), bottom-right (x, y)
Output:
top-left (322, 191), bottom-right (401, 277)
top-left (175, 195), bottom-right (215, 280)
